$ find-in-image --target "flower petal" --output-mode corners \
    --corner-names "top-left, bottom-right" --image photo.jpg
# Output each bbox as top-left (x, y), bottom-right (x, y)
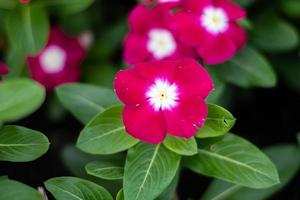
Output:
top-left (0, 63), bottom-right (9, 75)
top-left (184, 0), bottom-right (213, 13)
top-left (114, 68), bottom-right (149, 106)
top-left (197, 35), bottom-right (236, 65)
top-left (123, 33), bottom-right (149, 65)
top-left (214, 0), bottom-right (246, 20)
top-left (123, 105), bottom-right (166, 144)
top-left (128, 5), bottom-right (161, 33)
top-left (226, 22), bottom-right (247, 50)
top-left (173, 58), bottom-right (213, 99)
top-left (164, 97), bottom-right (208, 138)
top-left (169, 12), bottom-right (206, 46)
top-left (135, 60), bottom-right (177, 82)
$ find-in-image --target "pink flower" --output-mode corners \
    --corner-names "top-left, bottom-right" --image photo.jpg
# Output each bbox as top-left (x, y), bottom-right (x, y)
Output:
top-left (0, 63), bottom-right (9, 80)
top-left (169, 0), bottom-right (247, 65)
top-left (19, 0), bottom-right (30, 3)
top-left (124, 5), bottom-right (196, 65)
top-left (114, 58), bottom-right (213, 144)
top-left (27, 27), bottom-right (86, 90)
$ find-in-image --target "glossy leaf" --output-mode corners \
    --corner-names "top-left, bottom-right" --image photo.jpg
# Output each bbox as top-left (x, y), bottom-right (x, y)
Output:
top-left (5, 5), bottom-right (49, 55)
top-left (60, 145), bottom-right (123, 195)
top-left (0, 125), bottom-right (49, 162)
top-left (0, 0), bottom-right (17, 9)
top-left (156, 172), bottom-right (179, 200)
top-left (0, 79), bottom-right (45, 123)
top-left (0, 178), bottom-right (44, 200)
top-left (196, 104), bottom-right (236, 138)
top-left (201, 145), bottom-right (300, 200)
top-left (77, 105), bottom-right (138, 155)
top-left (124, 143), bottom-right (181, 200)
top-left (116, 189), bottom-right (124, 200)
top-left (86, 161), bottom-right (124, 180)
top-left (279, 0), bottom-right (300, 18)
top-left (251, 13), bottom-right (299, 52)
top-left (56, 83), bottom-right (118, 124)
top-left (38, 0), bottom-right (94, 15)
top-left (163, 135), bottom-right (198, 156)
top-left (45, 177), bottom-right (113, 200)
top-left (218, 46), bottom-right (277, 88)
top-left (234, 0), bottom-right (255, 7)
top-left (185, 134), bottom-right (280, 189)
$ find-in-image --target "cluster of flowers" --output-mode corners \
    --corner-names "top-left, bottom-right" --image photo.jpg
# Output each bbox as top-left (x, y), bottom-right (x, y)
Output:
top-left (124, 0), bottom-right (247, 65)
top-left (116, 0), bottom-right (247, 143)
top-left (2, 0), bottom-right (247, 144)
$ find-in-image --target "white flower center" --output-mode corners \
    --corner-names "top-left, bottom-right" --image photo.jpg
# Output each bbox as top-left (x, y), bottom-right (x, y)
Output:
top-left (146, 79), bottom-right (179, 111)
top-left (39, 45), bottom-right (66, 73)
top-left (201, 6), bottom-right (229, 35)
top-left (147, 29), bottom-right (177, 59)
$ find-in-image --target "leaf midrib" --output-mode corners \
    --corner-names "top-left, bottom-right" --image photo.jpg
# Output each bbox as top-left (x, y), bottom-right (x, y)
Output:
top-left (210, 185), bottom-right (242, 200)
top-left (198, 149), bottom-right (276, 182)
top-left (62, 91), bottom-right (104, 112)
top-left (79, 126), bottom-right (125, 145)
top-left (134, 145), bottom-right (160, 200)
top-left (0, 143), bottom-right (48, 147)
top-left (47, 184), bottom-right (83, 200)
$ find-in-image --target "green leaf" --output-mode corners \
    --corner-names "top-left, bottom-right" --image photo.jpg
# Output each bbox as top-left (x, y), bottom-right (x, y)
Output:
top-left (77, 105), bottom-right (138, 155)
top-left (185, 134), bottom-right (280, 189)
top-left (124, 143), bottom-right (181, 200)
top-left (0, 0), bottom-right (16, 10)
top-left (0, 178), bottom-right (44, 200)
top-left (196, 104), bottom-right (235, 138)
top-left (4, 48), bottom-right (25, 79)
top-left (201, 144), bottom-right (300, 200)
top-left (251, 13), bottom-right (299, 52)
top-left (60, 145), bottom-right (123, 195)
top-left (0, 78), bottom-right (45, 122)
top-left (279, 0), bottom-right (300, 18)
top-left (234, 0), bottom-right (255, 7)
top-left (45, 177), bottom-right (113, 200)
top-left (56, 83), bottom-right (118, 124)
top-left (37, 0), bottom-right (94, 15)
top-left (163, 135), bottom-right (198, 156)
top-left (0, 125), bottom-right (49, 162)
top-left (298, 133), bottom-right (300, 146)
top-left (5, 5), bottom-right (49, 55)
top-left (86, 161), bottom-right (124, 180)
top-left (116, 189), bottom-right (124, 200)
top-left (218, 46), bottom-right (277, 88)
top-left (156, 172), bottom-right (179, 200)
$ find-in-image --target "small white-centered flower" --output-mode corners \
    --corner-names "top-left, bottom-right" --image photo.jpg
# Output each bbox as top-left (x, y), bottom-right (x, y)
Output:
top-left (146, 78), bottom-right (179, 111)
top-left (147, 29), bottom-right (177, 59)
top-left (201, 6), bottom-right (229, 35)
top-left (39, 45), bottom-right (66, 73)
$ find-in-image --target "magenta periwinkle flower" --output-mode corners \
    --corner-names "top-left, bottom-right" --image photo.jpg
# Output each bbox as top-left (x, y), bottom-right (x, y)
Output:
top-left (19, 0), bottom-right (30, 3)
top-left (0, 63), bottom-right (9, 80)
top-left (27, 27), bottom-right (86, 90)
top-left (169, 0), bottom-right (247, 64)
top-left (123, 5), bottom-right (196, 65)
top-left (114, 58), bottom-right (213, 144)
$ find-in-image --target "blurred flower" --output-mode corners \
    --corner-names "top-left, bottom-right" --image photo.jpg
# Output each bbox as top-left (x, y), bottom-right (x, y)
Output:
top-left (78, 31), bottom-right (94, 50)
top-left (19, 0), bottom-right (30, 3)
top-left (169, 0), bottom-right (247, 64)
top-left (114, 58), bottom-right (213, 144)
top-left (123, 5), bottom-right (196, 65)
top-left (0, 63), bottom-right (9, 80)
top-left (27, 27), bottom-right (86, 90)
